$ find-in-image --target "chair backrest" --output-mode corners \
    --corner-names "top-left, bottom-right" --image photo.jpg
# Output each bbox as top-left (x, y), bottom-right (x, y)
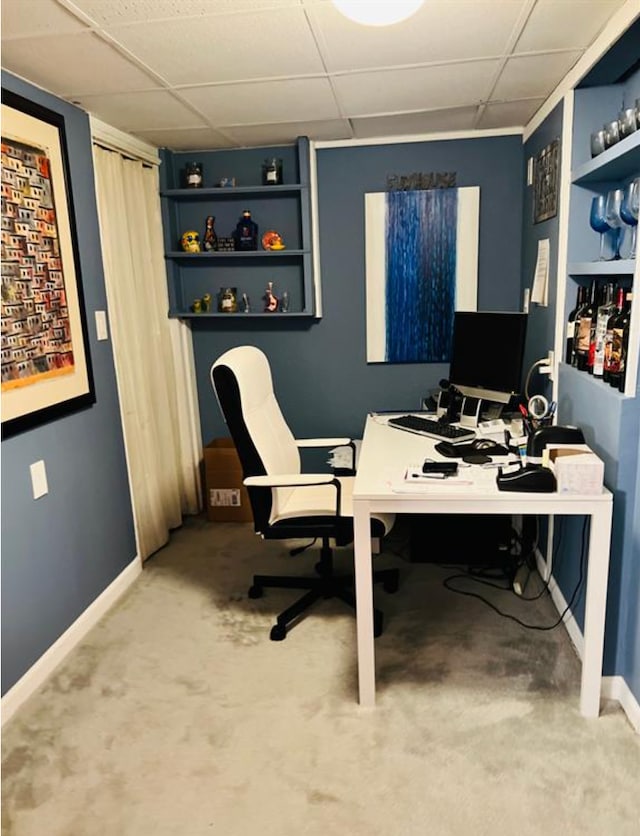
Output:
top-left (211, 346), bottom-right (300, 531)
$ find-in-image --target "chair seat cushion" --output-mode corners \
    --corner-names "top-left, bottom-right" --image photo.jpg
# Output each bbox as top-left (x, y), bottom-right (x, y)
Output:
top-left (270, 476), bottom-right (395, 535)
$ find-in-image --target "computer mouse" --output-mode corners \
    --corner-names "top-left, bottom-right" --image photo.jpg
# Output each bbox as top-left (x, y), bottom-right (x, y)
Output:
top-left (473, 439), bottom-right (497, 450)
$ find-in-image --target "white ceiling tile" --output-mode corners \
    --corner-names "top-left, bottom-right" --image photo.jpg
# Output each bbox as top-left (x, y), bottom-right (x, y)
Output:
top-left (333, 60), bottom-right (501, 116)
top-left (307, 0), bottom-right (527, 72)
top-left (101, 8), bottom-right (325, 85)
top-left (72, 91), bottom-right (207, 131)
top-left (179, 79), bottom-right (341, 125)
top-left (1, 0), bottom-right (88, 37)
top-left (515, 1), bottom-right (627, 53)
top-left (222, 119), bottom-right (354, 146)
top-left (133, 127), bottom-right (236, 152)
top-left (1, 32), bottom-right (160, 98)
top-left (477, 98), bottom-right (546, 129)
top-left (352, 107), bottom-right (480, 139)
top-left (70, 0), bottom-right (302, 26)
top-left (492, 51), bottom-right (583, 100)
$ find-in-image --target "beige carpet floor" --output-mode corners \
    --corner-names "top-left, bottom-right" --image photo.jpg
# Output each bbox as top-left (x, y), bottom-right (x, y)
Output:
top-left (2, 514), bottom-right (639, 836)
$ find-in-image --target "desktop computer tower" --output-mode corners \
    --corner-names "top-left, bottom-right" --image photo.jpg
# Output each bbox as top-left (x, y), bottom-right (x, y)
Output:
top-left (408, 514), bottom-right (514, 571)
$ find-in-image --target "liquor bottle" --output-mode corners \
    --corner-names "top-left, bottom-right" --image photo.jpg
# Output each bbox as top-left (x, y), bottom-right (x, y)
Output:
top-left (616, 292), bottom-right (633, 392)
top-left (592, 282), bottom-right (616, 378)
top-left (574, 280), bottom-right (596, 371)
top-left (603, 286), bottom-right (625, 383)
top-left (587, 282), bottom-right (604, 374)
top-left (565, 284), bottom-right (586, 364)
top-left (232, 209), bottom-right (258, 251)
top-left (607, 290), bottom-right (631, 389)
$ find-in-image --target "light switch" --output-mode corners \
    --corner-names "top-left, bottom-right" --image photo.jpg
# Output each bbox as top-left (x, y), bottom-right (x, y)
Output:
top-left (30, 460), bottom-right (48, 499)
top-left (95, 310), bottom-right (109, 341)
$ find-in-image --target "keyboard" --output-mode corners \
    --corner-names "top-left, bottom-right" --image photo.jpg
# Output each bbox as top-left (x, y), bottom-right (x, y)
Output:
top-left (387, 414), bottom-right (476, 443)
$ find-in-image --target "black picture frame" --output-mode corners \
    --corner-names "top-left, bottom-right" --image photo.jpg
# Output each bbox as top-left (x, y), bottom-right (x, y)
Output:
top-left (1, 88), bottom-right (95, 439)
top-left (533, 138), bottom-right (560, 224)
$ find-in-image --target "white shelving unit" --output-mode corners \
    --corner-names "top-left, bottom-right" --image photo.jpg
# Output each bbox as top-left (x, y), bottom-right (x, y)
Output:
top-left (561, 87), bottom-right (640, 397)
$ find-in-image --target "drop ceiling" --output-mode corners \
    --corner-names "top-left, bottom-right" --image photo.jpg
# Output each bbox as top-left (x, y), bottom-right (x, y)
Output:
top-left (0, 0), bottom-right (633, 151)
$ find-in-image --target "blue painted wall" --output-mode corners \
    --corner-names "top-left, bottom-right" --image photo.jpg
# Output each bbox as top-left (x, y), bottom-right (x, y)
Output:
top-left (1, 72), bottom-right (137, 695)
top-left (523, 75), bottom-right (640, 705)
top-left (195, 134), bottom-right (525, 445)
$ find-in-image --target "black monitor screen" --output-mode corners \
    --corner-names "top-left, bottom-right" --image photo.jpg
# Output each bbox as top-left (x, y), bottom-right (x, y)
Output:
top-left (448, 311), bottom-right (528, 404)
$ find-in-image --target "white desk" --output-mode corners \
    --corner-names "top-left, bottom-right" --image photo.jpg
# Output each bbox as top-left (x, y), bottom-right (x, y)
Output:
top-left (352, 414), bottom-right (613, 717)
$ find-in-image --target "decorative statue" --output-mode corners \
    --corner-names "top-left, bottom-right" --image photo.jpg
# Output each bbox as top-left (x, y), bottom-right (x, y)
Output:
top-left (180, 230), bottom-right (201, 252)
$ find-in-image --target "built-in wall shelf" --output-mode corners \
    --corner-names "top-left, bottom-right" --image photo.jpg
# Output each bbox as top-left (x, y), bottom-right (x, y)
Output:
top-left (572, 129), bottom-right (640, 185)
top-left (568, 259), bottom-right (635, 276)
top-left (169, 311), bottom-right (319, 320)
top-left (159, 137), bottom-right (317, 321)
top-left (160, 184), bottom-right (307, 200)
top-left (165, 249), bottom-right (309, 260)
top-left (563, 78), bottom-right (640, 397)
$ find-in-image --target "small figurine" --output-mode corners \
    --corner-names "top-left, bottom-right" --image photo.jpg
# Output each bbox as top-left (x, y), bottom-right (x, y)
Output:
top-left (203, 216), bottom-right (218, 251)
top-left (264, 281), bottom-right (279, 312)
top-left (242, 293), bottom-right (251, 313)
top-left (218, 287), bottom-right (238, 313)
top-left (202, 293), bottom-right (212, 312)
top-left (233, 209), bottom-right (259, 251)
top-left (181, 230), bottom-right (201, 252)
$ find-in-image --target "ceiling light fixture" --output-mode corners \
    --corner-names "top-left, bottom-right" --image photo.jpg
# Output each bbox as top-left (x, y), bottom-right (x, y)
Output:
top-left (331, 0), bottom-right (425, 26)
top-left (333, 0), bottom-right (424, 26)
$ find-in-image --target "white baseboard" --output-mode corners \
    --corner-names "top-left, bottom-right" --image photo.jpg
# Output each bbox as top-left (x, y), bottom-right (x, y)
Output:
top-left (602, 676), bottom-right (640, 733)
top-left (1, 556), bottom-right (141, 727)
top-left (535, 550), bottom-right (639, 734)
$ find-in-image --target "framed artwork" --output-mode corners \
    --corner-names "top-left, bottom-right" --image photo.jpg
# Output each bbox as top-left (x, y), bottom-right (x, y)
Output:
top-left (533, 139), bottom-right (559, 224)
top-left (1, 89), bottom-right (95, 439)
top-left (365, 187), bottom-right (479, 363)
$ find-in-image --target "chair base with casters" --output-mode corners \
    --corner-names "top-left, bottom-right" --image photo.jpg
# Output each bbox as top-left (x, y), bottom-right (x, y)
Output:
top-left (210, 345), bottom-right (399, 642)
top-left (248, 536), bottom-right (399, 640)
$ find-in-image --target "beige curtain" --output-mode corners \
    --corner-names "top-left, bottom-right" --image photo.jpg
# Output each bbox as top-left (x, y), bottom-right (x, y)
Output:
top-left (92, 146), bottom-right (202, 561)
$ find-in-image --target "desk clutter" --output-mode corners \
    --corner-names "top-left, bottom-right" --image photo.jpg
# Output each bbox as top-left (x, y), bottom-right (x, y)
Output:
top-left (384, 411), bottom-right (605, 495)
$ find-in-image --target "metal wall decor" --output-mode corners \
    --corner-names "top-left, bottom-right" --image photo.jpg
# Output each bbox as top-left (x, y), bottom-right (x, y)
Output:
top-left (386, 171), bottom-right (457, 191)
top-left (533, 139), bottom-right (560, 224)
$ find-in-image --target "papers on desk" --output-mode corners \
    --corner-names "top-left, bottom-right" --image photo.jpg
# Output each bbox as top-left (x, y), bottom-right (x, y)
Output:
top-left (390, 463), bottom-right (504, 493)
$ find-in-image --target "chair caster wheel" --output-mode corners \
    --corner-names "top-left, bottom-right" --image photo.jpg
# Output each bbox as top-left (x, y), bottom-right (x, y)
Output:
top-left (384, 576), bottom-right (399, 594)
top-left (270, 624), bottom-right (287, 641)
top-left (248, 585), bottom-right (263, 599)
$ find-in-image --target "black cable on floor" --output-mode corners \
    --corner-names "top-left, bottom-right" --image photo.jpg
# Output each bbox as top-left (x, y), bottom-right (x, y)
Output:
top-left (442, 516), bottom-right (588, 631)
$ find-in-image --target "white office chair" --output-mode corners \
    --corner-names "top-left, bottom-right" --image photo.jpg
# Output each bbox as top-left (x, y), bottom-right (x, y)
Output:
top-left (210, 345), bottom-right (398, 640)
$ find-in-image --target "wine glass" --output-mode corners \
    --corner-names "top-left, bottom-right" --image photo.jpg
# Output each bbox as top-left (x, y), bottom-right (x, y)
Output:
top-left (605, 188), bottom-right (625, 260)
top-left (620, 178), bottom-right (640, 258)
top-left (589, 195), bottom-right (611, 261)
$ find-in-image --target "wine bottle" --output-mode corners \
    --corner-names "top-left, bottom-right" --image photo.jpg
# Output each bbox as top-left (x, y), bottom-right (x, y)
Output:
top-left (592, 282), bottom-right (616, 378)
top-left (617, 292), bottom-right (633, 392)
top-left (587, 281), bottom-right (604, 374)
top-left (607, 290), bottom-right (631, 389)
top-left (603, 286), bottom-right (625, 383)
top-left (574, 280), bottom-right (595, 371)
top-left (565, 284), bottom-right (585, 364)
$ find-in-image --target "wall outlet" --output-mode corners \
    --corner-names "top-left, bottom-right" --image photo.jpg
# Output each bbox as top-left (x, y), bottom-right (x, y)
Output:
top-left (540, 349), bottom-right (554, 377)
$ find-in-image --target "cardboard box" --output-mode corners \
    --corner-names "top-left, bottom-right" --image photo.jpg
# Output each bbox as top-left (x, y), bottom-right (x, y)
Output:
top-left (204, 438), bottom-right (253, 522)
top-left (545, 444), bottom-right (605, 495)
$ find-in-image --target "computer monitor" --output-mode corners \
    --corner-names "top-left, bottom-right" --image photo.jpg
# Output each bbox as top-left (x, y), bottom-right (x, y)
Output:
top-left (448, 311), bottom-right (528, 405)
